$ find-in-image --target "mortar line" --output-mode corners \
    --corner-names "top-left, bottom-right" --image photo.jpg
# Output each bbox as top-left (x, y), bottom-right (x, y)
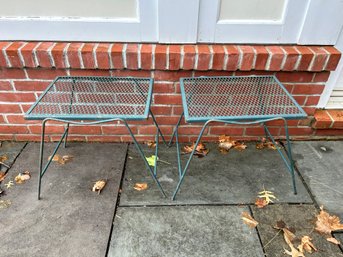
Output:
top-left (248, 205), bottom-right (268, 257)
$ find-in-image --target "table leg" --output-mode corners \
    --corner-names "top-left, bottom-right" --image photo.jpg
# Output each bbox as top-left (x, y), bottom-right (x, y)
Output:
top-left (168, 112), bottom-right (184, 147)
top-left (64, 123), bottom-right (70, 148)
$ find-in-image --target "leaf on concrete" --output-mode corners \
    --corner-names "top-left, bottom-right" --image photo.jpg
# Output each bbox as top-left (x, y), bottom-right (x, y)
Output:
top-left (255, 198), bottom-right (268, 208)
top-left (146, 155), bottom-right (158, 166)
top-left (258, 189), bottom-right (277, 204)
top-left (0, 155), bottom-right (8, 162)
top-left (284, 246), bottom-right (305, 257)
top-left (315, 206), bottom-right (343, 235)
top-left (218, 135), bottom-right (236, 154)
top-left (241, 211), bottom-right (258, 228)
top-left (298, 236), bottom-right (317, 253)
top-left (4, 181), bottom-right (14, 189)
top-left (48, 154), bottom-right (74, 165)
top-left (0, 199), bottom-right (11, 209)
top-left (256, 138), bottom-right (278, 150)
top-left (14, 171), bottom-right (31, 184)
top-left (0, 171), bottom-right (6, 182)
top-left (92, 179), bottom-right (106, 194)
top-left (326, 237), bottom-right (340, 245)
top-left (183, 142), bottom-right (209, 158)
top-left (134, 183), bottom-right (148, 191)
top-left (145, 141), bottom-right (156, 148)
top-left (234, 142), bottom-right (247, 151)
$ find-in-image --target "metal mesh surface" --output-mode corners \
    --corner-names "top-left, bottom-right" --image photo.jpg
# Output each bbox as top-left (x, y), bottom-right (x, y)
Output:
top-left (26, 77), bottom-right (152, 120)
top-left (181, 76), bottom-right (306, 122)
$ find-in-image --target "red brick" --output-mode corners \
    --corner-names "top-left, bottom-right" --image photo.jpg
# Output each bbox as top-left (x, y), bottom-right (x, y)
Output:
top-left (323, 46), bottom-right (341, 70)
top-left (0, 135), bottom-right (14, 140)
top-left (173, 106), bottom-right (184, 115)
top-left (211, 45), bottom-right (225, 70)
top-left (0, 92), bottom-right (36, 102)
top-left (0, 125), bottom-right (29, 134)
top-left (309, 46), bottom-right (327, 71)
top-left (81, 43), bottom-right (96, 69)
top-left (0, 104), bottom-right (22, 113)
top-left (36, 42), bottom-right (54, 68)
top-left (139, 125), bottom-right (172, 135)
top-left (265, 119), bottom-right (298, 126)
top-left (183, 45), bottom-right (196, 70)
top-left (298, 117), bottom-right (313, 127)
top-left (20, 42), bottom-right (37, 68)
top-left (153, 83), bottom-right (175, 93)
top-left (327, 110), bottom-right (343, 129)
top-left (239, 45), bottom-right (254, 71)
top-left (0, 81), bottom-right (12, 90)
top-left (121, 135), bottom-right (155, 142)
top-left (315, 129), bottom-right (343, 136)
top-left (28, 125), bottom-right (66, 134)
top-left (15, 134), bottom-right (47, 141)
top-left (295, 46), bottom-right (314, 71)
top-left (266, 46), bottom-right (284, 71)
top-left (14, 81), bottom-right (51, 91)
top-left (303, 107), bottom-right (316, 116)
top-left (313, 72), bottom-right (330, 82)
top-left (67, 43), bottom-right (83, 69)
top-left (87, 136), bottom-right (122, 142)
top-left (245, 127), bottom-right (280, 136)
top-left (69, 126), bottom-right (102, 134)
top-left (26, 69), bottom-right (67, 79)
top-left (51, 43), bottom-right (68, 68)
top-left (0, 68), bottom-right (26, 79)
top-left (5, 42), bottom-right (25, 67)
top-left (254, 46), bottom-right (269, 70)
top-left (20, 104), bottom-right (31, 112)
top-left (126, 44), bottom-right (138, 69)
top-left (196, 45), bottom-right (211, 70)
top-left (281, 127), bottom-right (313, 135)
top-left (150, 106), bottom-right (173, 115)
top-left (110, 44), bottom-right (124, 69)
top-left (282, 46), bottom-right (299, 71)
top-left (155, 116), bottom-right (183, 125)
top-left (140, 44), bottom-right (153, 70)
top-left (225, 45), bottom-right (239, 71)
top-left (292, 84), bottom-right (324, 95)
top-left (305, 96), bottom-right (320, 106)
top-left (154, 94), bottom-right (182, 105)
top-left (153, 70), bottom-right (192, 81)
top-left (282, 84), bottom-right (294, 93)
top-left (313, 110), bottom-right (333, 129)
top-left (96, 43), bottom-right (110, 69)
top-left (169, 45), bottom-right (181, 70)
top-left (0, 42), bottom-right (11, 66)
top-left (209, 126), bottom-right (244, 135)
top-left (69, 69), bottom-right (111, 77)
top-left (275, 72), bottom-right (313, 83)
top-left (102, 126), bottom-right (137, 134)
top-left (194, 71), bottom-right (233, 77)
top-left (0, 115), bottom-right (4, 123)
top-left (293, 95), bottom-right (306, 106)
top-left (155, 45), bottom-right (167, 70)
top-left (6, 115), bottom-right (37, 124)
top-left (178, 126), bottom-right (208, 135)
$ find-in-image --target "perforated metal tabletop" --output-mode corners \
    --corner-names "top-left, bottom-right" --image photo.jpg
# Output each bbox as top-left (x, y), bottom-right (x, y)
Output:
top-left (25, 76), bottom-right (153, 120)
top-left (180, 76), bottom-right (306, 122)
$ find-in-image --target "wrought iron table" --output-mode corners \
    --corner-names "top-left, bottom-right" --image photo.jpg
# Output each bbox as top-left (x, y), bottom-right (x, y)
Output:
top-left (169, 76), bottom-right (307, 200)
top-left (25, 76), bottom-right (167, 199)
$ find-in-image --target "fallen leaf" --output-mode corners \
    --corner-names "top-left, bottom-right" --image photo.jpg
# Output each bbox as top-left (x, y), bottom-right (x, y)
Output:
top-left (219, 135), bottom-right (233, 143)
top-left (0, 199), bottom-right (11, 209)
top-left (0, 171), bottom-right (6, 182)
top-left (258, 189), bottom-right (277, 204)
top-left (146, 155), bottom-right (158, 166)
top-left (92, 179), bottom-right (106, 194)
top-left (315, 206), bottom-right (343, 235)
top-left (183, 142), bottom-right (209, 158)
top-left (49, 154), bottom-right (73, 165)
top-left (326, 237), bottom-right (340, 245)
top-left (274, 221), bottom-right (303, 257)
top-left (241, 211), bottom-right (258, 228)
top-left (298, 236), bottom-right (317, 253)
top-left (134, 183), bottom-right (148, 191)
top-left (145, 141), bottom-right (156, 148)
top-left (4, 181), bottom-right (14, 189)
top-left (284, 246), bottom-right (305, 257)
top-left (256, 138), bottom-right (278, 150)
top-left (14, 171), bottom-right (31, 184)
top-left (234, 142), bottom-right (247, 151)
top-left (255, 198), bottom-right (268, 208)
top-left (218, 141), bottom-right (235, 151)
top-left (0, 155), bottom-right (8, 162)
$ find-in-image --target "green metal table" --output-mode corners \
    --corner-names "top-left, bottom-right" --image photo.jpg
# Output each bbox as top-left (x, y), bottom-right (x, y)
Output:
top-left (25, 76), bottom-right (167, 199)
top-left (169, 75), bottom-right (307, 200)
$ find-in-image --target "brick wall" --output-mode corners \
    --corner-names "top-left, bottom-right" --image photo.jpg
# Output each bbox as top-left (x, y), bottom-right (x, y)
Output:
top-left (0, 42), bottom-right (341, 142)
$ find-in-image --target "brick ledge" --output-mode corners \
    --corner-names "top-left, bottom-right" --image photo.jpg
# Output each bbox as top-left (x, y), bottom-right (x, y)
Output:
top-left (313, 109), bottom-right (343, 129)
top-left (0, 42), bottom-right (341, 72)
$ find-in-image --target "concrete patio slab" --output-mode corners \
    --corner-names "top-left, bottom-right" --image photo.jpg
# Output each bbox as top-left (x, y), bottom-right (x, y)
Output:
top-left (108, 205), bottom-right (264, 257)
top-left (0, 141), bottom-right (26, 172)
top-left (334, 233), bottom-right (343, 246)
top-left (120, 143), bottom-right (312, 206)
top-left (0, 142), bottom-right (127, 257)
top-left (292, 141), bottom-right (343, 218)
top-left (251, 204), bottom-right (342, 257)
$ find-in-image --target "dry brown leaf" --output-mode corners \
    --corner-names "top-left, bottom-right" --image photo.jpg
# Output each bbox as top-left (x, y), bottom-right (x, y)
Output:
top-left (234, 142), bottom-right (247, 151)
top-left (284, 246), bottom-right (305, 257)
top-left (219, 135), bottom-right (232, 143)
top-left (256, 138), bottom-right (278, 150)
top-left (92, 179), bottom-right (106, 194)
top-left (255, 198), bottom-right (268, 208)
top-left (0, 155), bottom-right (8, 162)
top-left (315, 206), bottom-right (343, 235)
top-left (182, 142), bottom-right (209, 158)
top-left (0, 171), bottom-right (6, 182)
top-left (134, 183), bottom-right (148, 191)
top-left (241, 211), bottom-right (258, 228)
top-left (298, 236), bottom-right (317, 253)
top-left (219, 141), bottom-right (235, 151)
top-left (14, 171), bottom-right (31, 184)
top-left (49, 154), bottom-right (73, 165)
top-left (326, 237), bottom-right (340, 245)
top-left (145, 141), bottom-right (156, 148)
top-left (258, 189), bottom-right (277, 204)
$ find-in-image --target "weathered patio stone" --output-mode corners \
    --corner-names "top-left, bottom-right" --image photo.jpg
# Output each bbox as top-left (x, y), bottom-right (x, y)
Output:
top-left (0, 141), bottom-right (26, 172)
top-left (108, 205), bottom-right (264, 257)
top-left (292, 141), bottom-right (343, 219)
top-left (251, 204), bottom-right (342, 257)
top-left (0, 142), bottom-right (127, 257)
top-left (120, 143), bottom-right (311, 205)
